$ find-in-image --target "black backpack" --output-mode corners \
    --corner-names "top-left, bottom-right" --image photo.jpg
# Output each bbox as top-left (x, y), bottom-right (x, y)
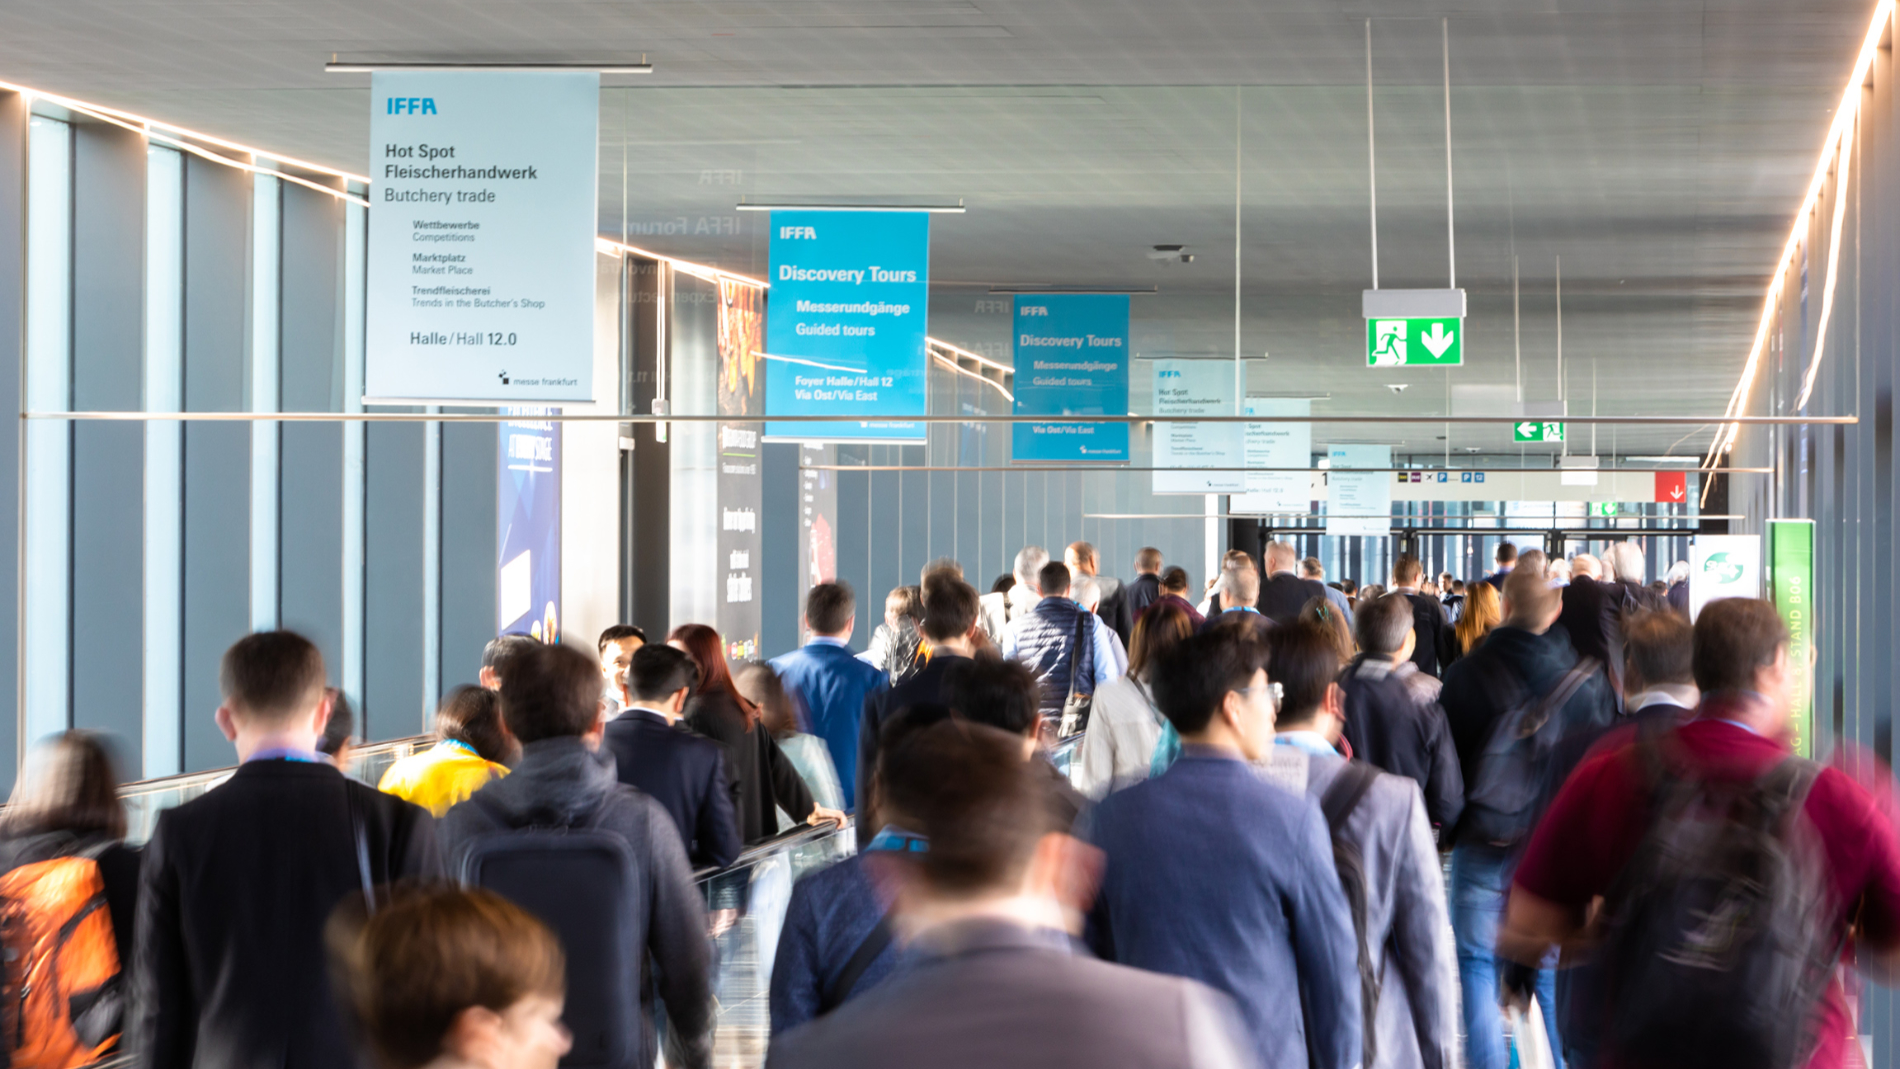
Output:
top-left (1320, 760), bottom-right (1383, 1068)
top-left (1596, 740), bottom-right (1837, 1069)
top-left (1463, 657), bottom-right (1601, 844)
top-left (456, 794), bottom-right (646, 1069)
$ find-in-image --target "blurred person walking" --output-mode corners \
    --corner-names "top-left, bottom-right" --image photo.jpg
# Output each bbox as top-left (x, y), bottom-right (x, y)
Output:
top-left (1444, 580), bottom-right (1501, 669)
top-left (1067, 541), bottom-right (1132, 645)
top-left (1436, 571), bottom-right (1615, 1069)
top-left (773, 581), bottom-right (890, 812)
top-left (737, 664), bottom-right (845, 819)
top-left (860, 586), bottom-right (925, 685)
top-left (1140, 566), bottom-right (1206, 631)
top-left (1389, 554), bottom-right (1453, 678)
top-left (1483, 543), bottom-right (1519, 590)
top-left (604, 644), bottom-right (741, 869)
top-left (1500, 598), bottom-right (1900, 1069)
top-left (1006, 546), bottom-right (1049, 622)
top-left (1304, 557), bottom-right (1356, 627)
top-left (1204, 556), bottom-right (1274, 644)
top-left (1087, 626), bottom-right (1362, 1069)
top-left (1075, 600), bottom-right (1196, 800)
top-left (1299, 595), bottom-right (1356, 665)
top-left (768, 720), bottom-right (1258, 1069)
top-left (477, 634), bottom-right (539, 691)
top-left (1127, 547), bottom-right (1165, 620)
top-left (0, 732), bottom-right (139, 1065)
top-left (133, 631), bottom-right (441, 1069)
top-left (1258, 542), bottom-right (1329, 626)
top-left (1001, 561), bottom-right (1119, 732)
top-left (379, 686), bottom-right (516, 818)
top-left (1337, 595), bottom-right (1465, 831)
top-left (857, 573), bottom-right (983, 832)
top-left (1258, 627), bottom-right (1457, 1069)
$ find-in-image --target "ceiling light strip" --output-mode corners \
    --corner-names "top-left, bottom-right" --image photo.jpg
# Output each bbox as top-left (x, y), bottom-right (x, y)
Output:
top-left (0, 79), bottom-right (369, 187)
top-left (592, 237), bottom-right (768, 289)
top-left (326, 61), bottom-right (651, 74)
top-left (926, 337), bottom-right (1013, 376)
top-left (932, 352), bottom-right (1013, 403)
top-left (735, 201), bottom-right (966, 213)
top-left (1794, 133), bottom-right (1854, 411)
top-left (1704, 0), bottom-right (1893, 483)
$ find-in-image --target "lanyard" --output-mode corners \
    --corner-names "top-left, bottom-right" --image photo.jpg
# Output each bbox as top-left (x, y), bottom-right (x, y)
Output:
top-left (246, 747), bottom-right (326, 765)
top-left (865, 827), bottom-right (929, 854)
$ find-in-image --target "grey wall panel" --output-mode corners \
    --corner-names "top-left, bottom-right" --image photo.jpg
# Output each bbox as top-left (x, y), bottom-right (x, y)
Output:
top-left (277, 183), bottom-right (345, 690)
top-left (69, 123), bottom-right (145, 762)
top-left (440, 421), bottom-right (497, 693)
top-left (0, 92), bottom-right (23, 790)
top-left (181, 423), bottom-right (249, 771)
top-left (760, 441), bottom-right (799, 659)
top-left (834, 455), bottom-right (869, 653)
top-left (364, 422), bottom-right (426, 738)
top-left (279, 424), bottom-right (343, 686)
top-left (181, 155), bottom-right (251, 772)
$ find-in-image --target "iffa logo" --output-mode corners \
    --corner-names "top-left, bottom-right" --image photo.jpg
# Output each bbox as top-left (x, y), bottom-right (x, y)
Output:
top-left (779, 226), bottom-right (817, 239)
top-left (386, 97), bottom-right (438, 115)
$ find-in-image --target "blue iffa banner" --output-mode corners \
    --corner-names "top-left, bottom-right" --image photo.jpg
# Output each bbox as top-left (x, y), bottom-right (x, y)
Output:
top-left (1011, 294), bottom-right (1130, 462)
top-left (764, 211), bottom-right (930, 442)
top-left (497, 408), bottom-right (561, 640)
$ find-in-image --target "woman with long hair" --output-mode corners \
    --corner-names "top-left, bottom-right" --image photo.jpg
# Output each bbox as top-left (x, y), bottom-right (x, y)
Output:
top-left (1298, 595), bottom-right (1357, 664)
top-left (1447, 578), bottom-right (1502, 666)
top-left (1072, 599), bottom-right (1196, 799)
top-left (669, 624), bottom-right (843, 843)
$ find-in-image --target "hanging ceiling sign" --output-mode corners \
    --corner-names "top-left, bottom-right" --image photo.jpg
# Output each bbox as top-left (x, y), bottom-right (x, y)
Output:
top-left (1011, 294), bottom-right (1130, 463)
top-left (1151, 359), bottom-right (1244, 493)
top-left (365, 72), bottom-right (599, 404)
top-left (1229, 398), bottom-right (1311, 515)
top-left (1362, 288), bottom-right (1465, 368)
top-left (1514, 420), bottom-right (1565, 443)
top-left (764, 211), bottom-right (930, 443)
top-left (1326, 444), bottom-right (1392, 535)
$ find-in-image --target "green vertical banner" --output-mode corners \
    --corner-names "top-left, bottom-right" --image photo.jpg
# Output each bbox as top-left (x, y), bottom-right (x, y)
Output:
top-left (1768, 519), bottom-right (1815, 757)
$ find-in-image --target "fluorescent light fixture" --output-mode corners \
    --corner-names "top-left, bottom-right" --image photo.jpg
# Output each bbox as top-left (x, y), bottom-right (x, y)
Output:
top-left (327, 59), bottom-right (651, 73)
top-left (736, 199), bottom-right (965, 213)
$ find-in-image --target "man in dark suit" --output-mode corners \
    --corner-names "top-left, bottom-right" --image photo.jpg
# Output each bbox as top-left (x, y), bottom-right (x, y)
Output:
top-left (1391, 553), bottom-right (1453, 677)
top-left (1256, 540), bottom-right (1330, 625)
top-left (132, 631), bottom-right (442, 1069)
top-left (1067, 541), bottom-right (1132, 645)
top-left (857, 572), bottom-right (981, 834)
top-left (767, 719), bottom-right (1256, 1069)
top-left (1126, 546), bottom-right (1164, 621)
top-left (1483, 541), bottom-right (1518, 590)
top-left (604, 643), bottom-right (741, 869)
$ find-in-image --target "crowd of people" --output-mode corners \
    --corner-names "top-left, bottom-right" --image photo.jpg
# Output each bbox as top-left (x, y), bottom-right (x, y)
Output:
top-left (0, 537), bottom-right (1894, 1069)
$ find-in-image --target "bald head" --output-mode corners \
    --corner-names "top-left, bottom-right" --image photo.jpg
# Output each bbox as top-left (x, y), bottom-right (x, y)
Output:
top-left (1264, 541), bottom-right (1298, 575)
top-left (1064, 542), bottom-right (1099, 577)
top-left (1502, 568), bottom-right (1560, 632)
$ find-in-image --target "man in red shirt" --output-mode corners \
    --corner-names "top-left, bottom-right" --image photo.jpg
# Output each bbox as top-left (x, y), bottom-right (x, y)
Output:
top-left (1500, 598), bottom-right (1900, 1069)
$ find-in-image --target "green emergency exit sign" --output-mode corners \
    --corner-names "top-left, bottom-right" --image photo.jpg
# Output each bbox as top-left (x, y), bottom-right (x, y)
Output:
top-left (1588, 501), bottom-right (1618, 518)
top-left (1367, 317), bottom-right (1462, 367)
top-left (1513, 420), bottom-right (1565, 443)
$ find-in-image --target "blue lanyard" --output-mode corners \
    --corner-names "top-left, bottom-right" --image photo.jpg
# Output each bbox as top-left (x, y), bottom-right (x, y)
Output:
top-left (246, 747), bottom-right (326, 765)
top-left (865, 827), bottom-right (928, 854)
top-left (439, 739), bottom-right (480, 757)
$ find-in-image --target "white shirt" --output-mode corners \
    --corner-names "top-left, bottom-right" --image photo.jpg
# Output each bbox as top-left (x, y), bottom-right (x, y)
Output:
top-left (1628, 684), bottom-right (1699, 713)
top-left (1073, 676), bottom-right (1163, 800)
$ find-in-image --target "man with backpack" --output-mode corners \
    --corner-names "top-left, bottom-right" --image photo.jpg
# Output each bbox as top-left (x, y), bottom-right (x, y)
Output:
top-left (132, 632), bottom-right (442, 1069)
top-left (439, 642), bottom-right (713, 1069)
top-left (1500, 597), bottom-right (1900, 1069)
top-left (1338, 594), bottom-right (1465, 831)
top-left (1258, 625), bottom-right (1458, 1069)
top-left (1438, 570), bottom-right (1616, 1069)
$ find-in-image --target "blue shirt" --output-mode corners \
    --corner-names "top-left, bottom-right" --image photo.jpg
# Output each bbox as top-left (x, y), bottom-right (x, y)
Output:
top-left (1085, 751), bottom-right (1362, 1069)
top-left (771, 642), bottom-right (889, 807)
top-left (769, 851), bottom-right (901, 1034)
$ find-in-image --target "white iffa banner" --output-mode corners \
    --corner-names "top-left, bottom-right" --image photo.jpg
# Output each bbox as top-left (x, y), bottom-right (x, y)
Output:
top-left (1230, 397), bottom-right (1311, 515)
top-left (1151, 359), bottom-right (1245, 494)
top-left (1326, 444), bottom-right (1391, 536)
top-left (365, 72), bottom-right (599, 403)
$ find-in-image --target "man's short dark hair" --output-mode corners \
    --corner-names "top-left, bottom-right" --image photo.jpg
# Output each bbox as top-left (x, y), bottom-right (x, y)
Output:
top-left (1496, 542), bottom-right (1519, 564)
top-left (1341, 579), bottom-right (1359, 596)
top-left (1693, 598), bottom-right (1788, 694)
top-left (596, 624), bottom-right (646, 655)
top-left (319, 688), bottom-right (355, 757)
top-left (1150, 628), bottom-right (1262, 736)
top-left (1300, 556), bottom-right (1324, 579)
top-left (1393, 553), bottom-right (1424, 584)
top-left (941, 658), bottom-right (1041, 737)
top-left (1038, 561), bottom-right (1072, 597)
top-left (498, 643), bottom-right (602, 743)
top-left (922, 557), bottom-right (964, 584)
top-left (1158, 566), bottom-right (1189, 594)
top-left (1268, 624), bottom-right (1342, 729)
top-left (806, 581), bottom-right (855, 635)
top-left (220, 631), bottom-right (326, 722)
top-left (1354, 594), bottom-right (1414, 656)
top-left (1624, 610), bottom-right (1694, 690)
top-left (1135, 547), bottom-right (1163, 573)
top-left (628, 644), bottom-right (699, 702)
top-left (920, 573), bottom-right (980, 642)
top-left (480, 634), bottom-right (539, 680)
top-left (877, 719), bottom-right (1054, 896)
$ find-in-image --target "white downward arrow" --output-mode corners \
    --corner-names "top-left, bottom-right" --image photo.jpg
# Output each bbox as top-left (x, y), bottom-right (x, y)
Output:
top-left (1670, 485), bottom-right (1684, 500)
top-left (1421, 322), bottom-right (1455, 357)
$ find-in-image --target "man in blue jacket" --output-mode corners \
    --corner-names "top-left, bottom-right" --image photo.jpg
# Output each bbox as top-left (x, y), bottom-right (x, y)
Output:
top-left (1086, 625), bottom-right (1362, 1069)
top-left (772, 580), bottom-right (888, 811)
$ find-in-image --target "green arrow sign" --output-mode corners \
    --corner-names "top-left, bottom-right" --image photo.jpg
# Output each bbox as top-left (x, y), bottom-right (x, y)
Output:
top-left (1513, 420), bottom-right (1565, 443)
top-left (1367, 317), bottom-right (1462, 367)
top-left (1588, 501), bottom-right (1618, 518)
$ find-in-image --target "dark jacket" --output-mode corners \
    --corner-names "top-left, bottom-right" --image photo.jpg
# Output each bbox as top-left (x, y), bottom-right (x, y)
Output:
top-left (1337, 657), bottom-right (1465, 831)
top-left (603, 708), bottom-right (742, 869)
top-left (1004, 598), bottom-right (1102, 717)
top-left (1257, 572), bottom-right (1330, 626)
top-left (440, 737), bottom-right (713, 1069)
top-left (1094, 575), bottom-right (1133, 645)
top-left (0, 829), bottom-right (140, 969)
top-left (131, 759), bottom-right (441, 1069)
top-left (1139, 593), bottom-right (1205, 632)
top-left (1127, 572), bottom-right (1162, 621)
top-left (771, 641), bottom-right (889, 808)
top-left (1437, 625), bottom-right (1617, 846)
top-left (687, 690), bottom-right (816, 843)
top-left (857, 653), bottom-right (969, 832)
top-left (1087, 752), bottom-right (1362, 1069)
top-left (770, 852), bottom-right (898, 1035)
top-left (768, 918), bottom-right (1258, 1069)
top-left (1396, 590), bottom-right (1452, 678)
top-left (1560, 578), bottom-right (1667, 698)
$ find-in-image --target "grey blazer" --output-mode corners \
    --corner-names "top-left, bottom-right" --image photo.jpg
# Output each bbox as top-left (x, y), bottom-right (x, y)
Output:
top-left (766, 918), bottom-right (1259, 1069)
top-left (1259, 746), bottom-right (1458, 1069)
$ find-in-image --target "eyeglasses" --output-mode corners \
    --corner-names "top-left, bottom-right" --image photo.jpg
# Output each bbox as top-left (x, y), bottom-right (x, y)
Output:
top-left (1234, 681), bottom-right (1284, 712)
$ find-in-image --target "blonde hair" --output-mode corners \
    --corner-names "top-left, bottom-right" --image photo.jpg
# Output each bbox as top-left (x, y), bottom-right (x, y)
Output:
top-left (1453, 581), bottom-right (1502, 655)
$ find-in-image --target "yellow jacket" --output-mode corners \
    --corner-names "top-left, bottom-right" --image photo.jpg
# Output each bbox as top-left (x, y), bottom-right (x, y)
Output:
top-left (377, 740), bottom-right (510, 817)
